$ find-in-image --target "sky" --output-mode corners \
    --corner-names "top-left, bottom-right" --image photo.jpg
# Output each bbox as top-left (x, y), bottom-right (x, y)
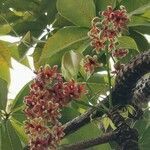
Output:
top-left (0, 35), bottom-right (150, 100)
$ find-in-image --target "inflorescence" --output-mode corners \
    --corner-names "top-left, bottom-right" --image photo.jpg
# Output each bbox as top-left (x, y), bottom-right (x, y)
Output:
top-left (24, 65), bottom-right (86, 150)
top-left (83, 6), bottom-right (129, 74)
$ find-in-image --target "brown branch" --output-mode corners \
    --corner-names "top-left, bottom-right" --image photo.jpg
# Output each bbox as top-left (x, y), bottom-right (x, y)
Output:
top-left (60, 132), bottom-right (116, 150)
top-left (64, 50), bottom-right (150, 136)
top-left (64, 97), bottom-right (109, 135)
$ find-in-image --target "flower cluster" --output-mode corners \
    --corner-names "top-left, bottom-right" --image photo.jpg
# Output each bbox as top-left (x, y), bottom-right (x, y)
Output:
top-left (24, 65), bottom-right (86, 150)
top-left (83, 55), bottom-right (101, 74)
top-left (112, 48), bottom-right (128, 58)
top-left (84, 5), bottom-right (129, 74)
top-left (88, 5), bottom-right (129, 53)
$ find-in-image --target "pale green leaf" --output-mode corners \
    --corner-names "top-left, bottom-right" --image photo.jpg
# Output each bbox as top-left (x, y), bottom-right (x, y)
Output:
top-left (61, 50), bottom-right (83, 80)
top-left (0, 40), bottom-right (11, 67)
top-left (0, 24), bottom-right (11, 35)
top-left (118, 36), bottom-right (139, 50)
top-left (0, 78), bottom-right (8, 110)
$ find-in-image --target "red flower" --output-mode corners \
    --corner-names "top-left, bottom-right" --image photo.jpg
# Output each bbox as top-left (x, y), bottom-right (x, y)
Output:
top-left (83, 55), bottom-right (101, 73)
top-left (112, 49), bottom-right (128, 58)
top-left (112, 62), bottom-right (124, 74)
top-left (24, 65), bottom-right (86, 149)
top-left (88, 5), bottom-right (129, 55)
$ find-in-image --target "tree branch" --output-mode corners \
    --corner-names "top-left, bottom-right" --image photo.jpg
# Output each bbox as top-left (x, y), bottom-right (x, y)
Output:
top-left (64, 97), bottom-right (109, 135)
top-left (64, 50), bottom-right (150, 136)
top-left (60, 132), bottom-right (116, 150)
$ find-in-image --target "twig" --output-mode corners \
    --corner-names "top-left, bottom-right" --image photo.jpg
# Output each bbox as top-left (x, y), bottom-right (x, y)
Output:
top-left (60, 132), bottom-right (116, 150)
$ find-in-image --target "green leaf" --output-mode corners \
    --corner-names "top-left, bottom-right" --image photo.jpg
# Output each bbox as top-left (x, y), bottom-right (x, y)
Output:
top-left (17, 31), bottom-right (32, 59)
top-left (0, 41), bottom-right (12, 66)
top-left (0, 120), bottom-right (23, 150)
top-left (32, 43), bottom-right (44, 70)
top-left (128, 16), bottom-right (150, 27)
top-left (129, 30), bottom-right (150, 51)
top-left (130, 26), bottom-right (150, 35)
top-left (0, 24), bottom-right (11, 35)
top-left (101, 117), bottom-right (116, 131)
top-left (0, 41), bottom-right (12, 83)
top-left (60, 107), bottom-right (80, 124)
top-left (129, 3), bottom-right (150, 16)
top-left (84, 74), bottom-right (110, 104)
top-left (0, 78), bottom-right (8, 110)
top-left (10, 81), bottom-right (31, 112)
top-left (117, 36), bottom-right (138, 50)
top-left (120, 0), bottom-right (150, 13)
top-left (95, 0), bottom-right (116, 13)
top-left (57, 0), bottom-right (96, 27)
top-left (52, 13), bottom-right (74, 28)
top-left (39, 27), bottom-right (88, 66)
top-left (61, 50), bottom-right (83, 80)
top-left (61, 122), bottom-right (111, 150)
top-left (0, 62), bottom-right (10, 84)
top-left (11, 110), bottom-right (26, 123)
top-left (134, 110), bottom-right (150, 150)
top-left (10, 118), bottom-right (28, 144)
top-left (8, 42), bottom-right (30, 68)
top-left (142, 9), bottom-right (150, 19)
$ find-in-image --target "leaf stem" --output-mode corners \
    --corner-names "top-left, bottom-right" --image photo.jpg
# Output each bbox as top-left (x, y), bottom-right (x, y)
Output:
top-left (105, 49), bottom-right (112, 108)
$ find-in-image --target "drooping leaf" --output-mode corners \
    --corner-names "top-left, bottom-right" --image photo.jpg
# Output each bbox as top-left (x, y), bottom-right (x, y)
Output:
top-left (117, 36), bottom-right (138, 50)
top-left (0, 120), bottom-right (23, 150)
top-left (61, 50), bottom-right (83, 80)
top-left (0, 78), bottom-right (8, 110)
top-left (57, 0), bottom-right (96, 27)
